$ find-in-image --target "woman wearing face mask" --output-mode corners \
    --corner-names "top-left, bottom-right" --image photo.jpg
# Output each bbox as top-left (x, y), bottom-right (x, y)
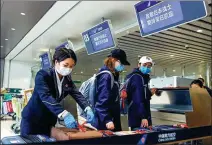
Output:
top-left (125, 56), bottom-right (154, 130)
top-left (94, 49), bottom-right (130, 131)
top-left (21, 48), bottom-right (94, 136)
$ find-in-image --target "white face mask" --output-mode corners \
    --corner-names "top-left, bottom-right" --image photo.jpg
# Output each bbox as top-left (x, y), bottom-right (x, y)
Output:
top-left (56, 66), bottom-right (72, 76)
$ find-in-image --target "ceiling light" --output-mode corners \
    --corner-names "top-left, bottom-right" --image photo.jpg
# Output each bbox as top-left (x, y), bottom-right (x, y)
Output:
top-left (0, 46), bottom-right (3, 48)
top-left (40, 48), bottom-right (49, 52)
top-left (173, 70), bottom-right (176, 72)
top-left (74, 73), bottom-right (77, 75)
top-left (11, 28), bottom-right (15, 31)
top-left (5, 39), bottom-right (8, 41)
top-left (81, 71), bottom-right (83, 74)
top-left (20, 13), bottom-right (26, 15)
top-left (95, 69), bottom-right (97, 71)
top-left (170, 55), bottom-right (174, 57)
top-left (197, 29), bottom-right (203, 33)
top-left (193, 72), bottom-right (196, 75)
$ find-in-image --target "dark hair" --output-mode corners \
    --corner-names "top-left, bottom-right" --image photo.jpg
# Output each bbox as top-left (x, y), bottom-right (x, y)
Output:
top-left (198, 78), bottom-right (204, 83)
top-left (53, 48), bottom-right (77, 65)
top-left (190, 79), bottom-right (203, 88)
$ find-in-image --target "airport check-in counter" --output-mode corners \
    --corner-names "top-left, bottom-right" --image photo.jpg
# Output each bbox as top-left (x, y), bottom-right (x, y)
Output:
top-left (2, 87), bottom-right (211, 144)
top-left (150, 88), bottom-right (192, 126)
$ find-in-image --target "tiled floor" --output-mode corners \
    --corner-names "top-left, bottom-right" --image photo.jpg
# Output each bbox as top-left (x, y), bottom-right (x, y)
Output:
top-left (1, 116), bottom-right (17, 139)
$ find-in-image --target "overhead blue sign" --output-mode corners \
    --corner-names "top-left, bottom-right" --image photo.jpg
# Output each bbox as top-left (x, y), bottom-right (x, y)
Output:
top-left (40, 52), bottom-right (51, 70)
top-left (82, 20), bottom-right (116, 55)
top-left (55, 41), bottom-right (74, 51)
top-left (135, 1), bottom-right (207, 37)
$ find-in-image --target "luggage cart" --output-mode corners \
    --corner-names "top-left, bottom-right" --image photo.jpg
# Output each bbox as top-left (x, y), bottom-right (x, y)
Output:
top-left (0, 93), bottom-right (16, 120)
top-left (1, 88), bottom-right (22, 120)
top-left (10, 89), bottom-right (33, 134)
top-left (11, 95), bottom-right (25, 134)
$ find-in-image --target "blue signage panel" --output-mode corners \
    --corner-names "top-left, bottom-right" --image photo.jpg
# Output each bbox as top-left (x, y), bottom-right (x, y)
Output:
top-left (55, 41), bottom-right (71, 51)
top-left (82, 21), bottom-right (116, 55)
top-left (40, 52), bottom-right (51, 69)
top-left (135, 1), bottom-right (207, 37)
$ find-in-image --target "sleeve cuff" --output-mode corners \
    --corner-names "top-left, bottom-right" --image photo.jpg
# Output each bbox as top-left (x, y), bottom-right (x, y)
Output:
top-left (58, 110), bottom-right (69, 119)
top-left (84, 106), bottom-right (91, 113)
top-left (105, 120), bottom-right (113, 124)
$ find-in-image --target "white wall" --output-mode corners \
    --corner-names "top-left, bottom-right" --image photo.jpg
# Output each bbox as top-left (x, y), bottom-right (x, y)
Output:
top-left (0, 59), bottom-right (5, 87)
top-left (3, 60), bottom-right (36, 89)
top-left (3, 59), bottom-right (10, 88)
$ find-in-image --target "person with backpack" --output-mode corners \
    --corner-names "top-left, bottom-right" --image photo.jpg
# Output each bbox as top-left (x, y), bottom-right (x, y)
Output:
top-left (124, 56), bottom-right (154, 130)
top-left (93, 49), bottom-right (130, 131)
top-left (20, 48), bottom-right (94, 136)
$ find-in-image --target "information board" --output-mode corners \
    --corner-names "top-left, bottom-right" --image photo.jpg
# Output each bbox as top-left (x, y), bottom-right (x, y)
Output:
top-left (55, 41), bottom-right (74, 51)
top-left (135, 1), bottom-right (207, 37)
top-left (82, 20), bottom-right (116, 55)
top-left (40, 52), bottom-right (52, 69)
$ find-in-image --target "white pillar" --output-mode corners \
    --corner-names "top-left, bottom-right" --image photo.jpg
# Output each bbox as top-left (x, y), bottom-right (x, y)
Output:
top-left (181, 66), bottom-right (185, 77)
top-left (3, 59), bottom-right (11, 88)
top-left (206, 63), bottom-right (211, 88)
top-left (163, 68), bottom-right (167, 77)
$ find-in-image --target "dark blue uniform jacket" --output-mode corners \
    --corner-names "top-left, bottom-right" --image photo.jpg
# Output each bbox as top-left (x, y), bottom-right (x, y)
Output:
top-left (94, 66), bottom-right (122, 131)
top-left (21, 68), bottom-right (89, 136)
top-left (125, 68), bottom-right (152, 128)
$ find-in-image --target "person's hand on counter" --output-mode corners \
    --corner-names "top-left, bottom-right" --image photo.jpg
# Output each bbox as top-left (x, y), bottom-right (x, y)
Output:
top-left (151, 88), bottom-right (157, 95)
top-left (106, 122), bottom-right (115, 130)
top-left (151, 88), bottom-right (161, 96)
top-left (85, 106), bottom-right (95, 124)
top-left (64, 112), bottom-right (77, 129)
top-left (141, 119), bottom-right (148, 127)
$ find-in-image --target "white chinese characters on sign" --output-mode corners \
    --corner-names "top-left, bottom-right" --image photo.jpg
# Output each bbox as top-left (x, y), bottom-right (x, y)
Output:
top-left (145, 3), bottom-right (174, 26)
top-left (94, 34), bottom-right (108, 46)
top-left (158, 132), bottom-right (176, 142)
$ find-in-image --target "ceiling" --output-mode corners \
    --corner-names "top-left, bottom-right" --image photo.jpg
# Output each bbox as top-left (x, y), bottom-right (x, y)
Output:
top-left (0, 0), bottom-right (55, 58)
top-left (11, 1), bottom-right (212, 77)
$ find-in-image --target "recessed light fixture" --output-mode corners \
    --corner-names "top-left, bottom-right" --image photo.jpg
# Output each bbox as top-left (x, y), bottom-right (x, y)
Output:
top-left (173, 70), bottom-right (176, 72)
top-left (5, 39), bottom-right (8, 41)
top-left (11, 28), bottom-right (15, 31)
top-left (170, 55), bottom-right (174, 57)
top-left (81, 71), bottom-right (83, 74)
top-left (40, 48), bottom-right (49, 52)
top-left (20, 13), bottom-right (26, 15)
top-left (74, 73), bottom-right (77, 75)
top-left (193, 72), bottom-right (196, 74)
top-left (197, 29), bottom-right (203, 33)
top-left (0, 46), bottom-right (3, 48)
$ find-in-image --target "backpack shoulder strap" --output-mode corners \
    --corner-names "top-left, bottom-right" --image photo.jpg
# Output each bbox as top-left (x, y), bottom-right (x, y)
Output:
top-left (126, 73), bottom-right (144, 89)
top-left (96, 70), bottom-right (114, 89)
